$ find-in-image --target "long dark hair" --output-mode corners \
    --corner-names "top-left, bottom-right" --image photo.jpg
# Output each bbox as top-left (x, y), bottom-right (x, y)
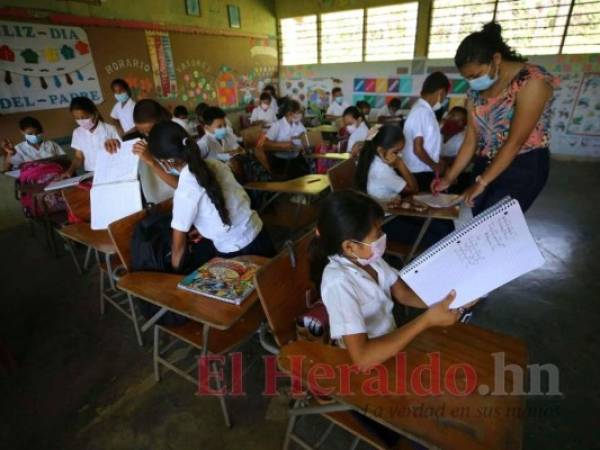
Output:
top-left (455, 21), bottom-right (527, 68)
top-left (277, 98), bottom-right (301, 120)
top-left (343, 106), bottom-right (369, 128)
top-left (133, 99), bottom-right (171, 124)
top-left (309, 190), bottom-right (384, 287)
top-left (148, 121), bottom-right (231, 226)
top-left (355, 125), bottom-right (405, 192)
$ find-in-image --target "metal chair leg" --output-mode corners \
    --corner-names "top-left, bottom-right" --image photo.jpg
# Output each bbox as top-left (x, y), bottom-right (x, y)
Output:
top-left (153, 325), bottom-right (161, 382)
top-left (212, 359), bottom-right (232, 428)
top-left (283, 399), bottom-right (301, 450)
top-left (127, 293), bottom-right (144, 346)
top-left (63, 237), bottom-right (83, 275)
top-left (83, 246), bottom-right (92, 271)
top-left (99, 267), bottom-right (106, 315)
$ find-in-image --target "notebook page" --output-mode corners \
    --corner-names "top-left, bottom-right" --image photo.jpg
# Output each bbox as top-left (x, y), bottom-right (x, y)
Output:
top-left (44, 172), bottom-right (94, 191)
top-left (400, 200), bottom-right (544, 308)
top-left (93, 139), bottom-right (140, 186)
top-left (90, 180), bottom-right (142, 230)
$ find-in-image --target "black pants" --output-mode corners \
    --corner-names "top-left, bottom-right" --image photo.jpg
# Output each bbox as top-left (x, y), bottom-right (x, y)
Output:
top-left (269, 154), bottom-right (309, 180)
top-left (383, 215), bottom-right (454, 250)
top-left (216, 227), bottom-right (276, 258)
top-left (472, 148), bottom-right (550, 216)
top-left (414, 171), bottom-right (435, 193)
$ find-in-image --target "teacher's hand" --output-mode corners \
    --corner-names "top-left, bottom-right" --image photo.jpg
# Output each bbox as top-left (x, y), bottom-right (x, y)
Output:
top-left (431, 175), bottom-right (451, 194)
top-left (462, 181), bottom-right (485, 207)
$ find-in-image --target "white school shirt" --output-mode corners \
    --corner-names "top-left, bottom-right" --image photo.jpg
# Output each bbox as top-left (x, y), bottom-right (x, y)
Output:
top-left (366, 156), bottom-right (407, 202)
top-left (441, 131), bottom-right (465, 158)
top-left (267, 95), bottom-right (279, 116)
top-left (172, 117), bottom-right (199, 138)
top-left (171, 160), bottom-right (263, 254)
top-left (326, 100), bottom-right (350, 117)
top-left (70, 122), bottom-right (119, 172)
top-left (10, 140), bottom-right (65, 168)
top-left (250, 106), bottom-right (277, 125)
top-left (402, 99), bottom-right (441, 174)
top-left (321, 254), bottom-right (398, 343)
top-left (266, 117), bottom-right (306, 159)
top-left (346, 121), bottom-right (369, 153)
top-left (197, 130), bottom-right (240, 162)
top-left (110, 98), bottom-right (136, 133)
top-left (376, 105), bottom-right (402, 119)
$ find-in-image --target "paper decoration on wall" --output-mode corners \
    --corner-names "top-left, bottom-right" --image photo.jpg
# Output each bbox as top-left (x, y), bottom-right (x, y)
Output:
top-left (0, 20), bottom-right (103, 113)
top-left (237, 65), bottom-right (276, 106)
top-left (123, 74), bottom-right (154, 100)
top-left (450, 78), bottom-right (469, 94)
top-left (306, 78), bottom-right (333, 108)
top-left (180, 70), bottom-right (217, 105)
top-left (249, 38), bottom-right (278, 59)
top-left (567, 73), bottom-right (600, 136)
top-left (282, 79), bottom-right (306, 103)
top-left (145, 30), bottom-right (178, 98)
top-left (281, 66), bottom-right (316, 80)
top-left (216, 66), bottom-right (238, 108)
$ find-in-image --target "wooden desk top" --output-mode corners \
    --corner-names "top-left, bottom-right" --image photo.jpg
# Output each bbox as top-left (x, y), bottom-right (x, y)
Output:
top-left (305, 153), bottom-right (351, 161)
top-left (386, 194), bottom-right (460, 220)
top-left (245, 175), bottom-right (330, 196)
top-left (117, 256), bottom-right (269, 330)
top-left (57, 222), bottom-right (115, 254)
top-left (278, 324), bottom-right (527, 450)
top-left (309, 125), bottom-right (339, 133)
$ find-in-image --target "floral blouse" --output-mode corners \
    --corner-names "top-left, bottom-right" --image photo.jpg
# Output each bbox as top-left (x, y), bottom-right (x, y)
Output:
top-left (467, 64), bottom-right (559, 159)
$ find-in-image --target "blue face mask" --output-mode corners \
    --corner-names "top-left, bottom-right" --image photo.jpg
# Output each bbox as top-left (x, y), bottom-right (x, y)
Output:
top-left (114, 92), bottom-right (129, 103)
top-left (335, 96), bottom-right (344, 105)
top-left (167, 167), bottom-right (180, 176)
top-left (214, 127), bottom-right (227, 140)
top-left (468, 65), bottom-right (498, 91)
top-left (25, 133), bottom-right (43, 145)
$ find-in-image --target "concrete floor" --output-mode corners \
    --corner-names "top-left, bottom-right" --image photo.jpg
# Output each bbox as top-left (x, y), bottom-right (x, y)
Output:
top-left (0, 160), bottom-right (599, 450)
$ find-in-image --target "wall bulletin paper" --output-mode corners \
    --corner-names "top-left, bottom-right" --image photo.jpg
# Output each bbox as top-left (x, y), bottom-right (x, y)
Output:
top-left (145, 30), bottom-right (178, 98)
top-left (0, 20), bottom-right (103, 113)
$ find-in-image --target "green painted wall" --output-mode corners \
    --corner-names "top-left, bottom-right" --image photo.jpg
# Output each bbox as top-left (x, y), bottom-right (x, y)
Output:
top-left (1, 0), bottom-right (277, 36)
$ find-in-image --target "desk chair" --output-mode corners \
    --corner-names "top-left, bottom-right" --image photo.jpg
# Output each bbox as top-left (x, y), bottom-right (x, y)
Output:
top-left (254, 232), bottom-right (403, 450)
top-left (60, 186), bottom-right (94, 273)
top-left (326, 157), bottom-right (356, 192)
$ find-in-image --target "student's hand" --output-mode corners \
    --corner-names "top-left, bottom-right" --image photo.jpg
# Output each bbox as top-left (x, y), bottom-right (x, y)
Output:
top-left (104, 138), bottom-right (121, 154)
top-left (423, 290), bottom-right (460, 328)
top-left (431, 175), bottom-right (451, 194)
top-left (132, 140), bottom-right (153, 164)
top-left (383, 151), bottom-right (398, 166)
top-left (462, 181), bottom-right (485, 207)
top-left (2, 139), bottom-right (15, 156)
top-left (187, 227), bottom-right (202, 243)
top-left (57, 171), bottom-right (72, 180)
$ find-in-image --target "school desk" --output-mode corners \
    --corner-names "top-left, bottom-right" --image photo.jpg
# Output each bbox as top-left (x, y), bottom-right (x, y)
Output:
top-left (386, 197), bottom-right (460, 262)
top-left (309, 124), bottom-right (339, 134)
top-left (305, 152), bottom-right (351, 161)
top-left (278, 323), bottom-right (527, 450)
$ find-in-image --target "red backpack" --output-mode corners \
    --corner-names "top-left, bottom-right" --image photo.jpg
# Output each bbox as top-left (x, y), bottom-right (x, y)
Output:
top-left (17, 161), bottom-right (66, 218)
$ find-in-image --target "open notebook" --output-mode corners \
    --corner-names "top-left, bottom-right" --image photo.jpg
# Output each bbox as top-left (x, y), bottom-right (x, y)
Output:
top-left (400, 197), bottom-right (545, 308)
top-left (90, 139), bottom-right (142, 230)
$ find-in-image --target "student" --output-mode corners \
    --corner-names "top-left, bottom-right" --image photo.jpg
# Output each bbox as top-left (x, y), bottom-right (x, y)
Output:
top-left (441, 106), bottom-right (468, 162)
top-left (2, 116), bottom-right (65, 171)
top-left (198, 106), bottom-right (243, 162)
top-left (65, 97), bottom-right (119, 177)
top-left (263, 99), bottom-right (309, 180)
top-left (356, 100), bottom-right (372, 122)
top-left (147, 121), bottom-right (275, 270)
top-left (110, 79), bottom-right (136, 135)
top-left (403, 71), bottom-right (450, 191)
top-left (263, 84), bottom-right (280, 117)
top-left (172, 105), bottom-right (198, 138)
top-left (250, 92), bottom-right (277, 126)
top-left (342, 106), bottom-right (369, 157)
top-left (376, 97), bottom-right (402, 121)
top-left (326, 87), bottom-right (350, 120)
top-left (194, 102), bottom-right (209, 137)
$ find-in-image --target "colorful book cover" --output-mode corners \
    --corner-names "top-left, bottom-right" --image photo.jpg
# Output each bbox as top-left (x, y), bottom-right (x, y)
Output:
top-left (177, 257), bottom-right (259, 305)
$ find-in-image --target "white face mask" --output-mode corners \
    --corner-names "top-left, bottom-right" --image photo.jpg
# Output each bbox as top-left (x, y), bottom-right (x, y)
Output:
top-left (76, 117), bottom-right (96, 130)
top-left (346, 123), bottom-right (357, 134)
top-left (261, 102), bottom-right (270, 111)
top-left (352, 233), bottom-right (387, 266)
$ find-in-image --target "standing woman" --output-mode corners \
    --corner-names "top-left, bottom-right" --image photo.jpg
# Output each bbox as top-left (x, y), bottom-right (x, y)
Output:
top-left (433, 22), bottom-right (558, 215)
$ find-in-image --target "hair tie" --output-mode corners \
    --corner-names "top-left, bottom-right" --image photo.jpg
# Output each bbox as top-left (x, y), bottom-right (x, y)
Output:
top-left (366, 124), bottom-right (382, 141)
top-left (182, 137), bottom-right (188, 146)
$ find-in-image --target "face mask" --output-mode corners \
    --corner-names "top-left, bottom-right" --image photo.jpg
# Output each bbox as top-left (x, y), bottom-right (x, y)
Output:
top-left (214, 127), bottom-right (227, 140)
top-left (25, 133), bottom-right (43, 145)
top-left (335, 96), bottom-right (344, 105)
top-left (353, 233), bottom-right (387, 266)
top-left (261, 103), bottom-right (270, 111)
top-left (468, 64), bottom-right (498, 91)
top-left (441, 119), bottom-right (464, 139)
top-left (114, 92), bottom-right (129, 103)
top-left (346, 124), bottom-right (357, 134)
top-left (158, 160), bottom-right (181, 176)
top-left (293, 113), bottom-right (303, 124)
top-left (76, 117), bottom-right (96, 130)
top-left (432, 95), bottom-right (449, 112)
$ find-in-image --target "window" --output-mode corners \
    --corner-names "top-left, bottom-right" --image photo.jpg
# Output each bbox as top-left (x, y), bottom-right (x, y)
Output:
top-left (428, 0), bottom-right (496, 58)
top-left (496, 0), bottom-right (572, 55)
top-left (279, 15), bottom-right (318, 66)
top-left (320, 9), bottom-right (364, 63)
top-left (562, 0), bottom-right (600, 53)
top-left (365, 3), bottom-right (419, 61)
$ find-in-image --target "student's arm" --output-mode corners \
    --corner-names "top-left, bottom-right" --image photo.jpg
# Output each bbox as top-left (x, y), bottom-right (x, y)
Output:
top-left (413, 137), bottom-right (442, 172)
top-left (64, 149), bottom-right (84, 177)
top-left (132, 140), bottom-right (178, 189)
top-left (263, 139), bottom-right (294, 152)
top-left (112, 118), bottom-right (124, 137)
top-left (391, 278), bottom-right (427, 308)
top-left (393, 158), bottom-right (419, 194)
top-left (171, 229), bottom-right (187, 271)
top-left (343, 291), bottom-right (459, 370)
top-left (462, 78), bottom-right (553, 206)
top-left (1, 139), bottom-right (15, 171)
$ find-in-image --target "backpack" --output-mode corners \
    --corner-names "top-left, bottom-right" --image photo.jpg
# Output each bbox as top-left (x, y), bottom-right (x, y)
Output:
top-left (17, 161), bottom-right (66, 218)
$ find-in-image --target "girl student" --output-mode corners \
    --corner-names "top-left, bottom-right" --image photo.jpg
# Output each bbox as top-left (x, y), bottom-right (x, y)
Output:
top-left (250, 92), bottom-right (277, 126)
top-left (355, 125), bottom-right (452, 248)
top-left (342, 106), bottom-right (369, 157)
top-left (109, 78), bottom-right (136, 135)
top-left (263, 98), bottom-right (309, 180)
top-left (147, 121), bottom-right (275, 270)
top-left (64, 96), bottom-right (119, 177)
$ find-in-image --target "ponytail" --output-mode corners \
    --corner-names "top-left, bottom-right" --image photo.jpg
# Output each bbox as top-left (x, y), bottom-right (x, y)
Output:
top-left (148, 121), bottom-right (231, 227)
top-left (343, 106), bottom-right (369, 129)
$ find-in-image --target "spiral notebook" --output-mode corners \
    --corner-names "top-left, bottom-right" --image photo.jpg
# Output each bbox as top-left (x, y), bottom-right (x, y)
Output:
top-left (400, 198), bottom-right (544, 308)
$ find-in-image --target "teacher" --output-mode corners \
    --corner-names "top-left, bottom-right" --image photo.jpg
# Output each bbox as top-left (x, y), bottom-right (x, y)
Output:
top-left (433, 22), bottom-right (558, 215)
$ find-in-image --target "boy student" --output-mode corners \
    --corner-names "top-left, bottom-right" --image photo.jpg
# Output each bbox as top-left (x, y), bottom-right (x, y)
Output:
top-left (250, 92), bottom-right (277, 126)
top-left (110, 78), bottom-right (136, 135)
top-left (376, 97), bottom-right (402, 122)
top-left (197, 106), bottom-right (243, 162)
top-left (325, 87), bottom-right (350, 120)
top-left (172, 105), bottom-right (198, 138)
top-left (2, 117), bottom-right (65, 171)
top-left (402, 71), bottom-right (450, 191)
top-left (356, 100), bottom-right (373, 122)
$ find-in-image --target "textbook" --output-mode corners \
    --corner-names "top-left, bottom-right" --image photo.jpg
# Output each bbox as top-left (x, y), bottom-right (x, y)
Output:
top-left (90, 139), bottom-right (142, 230)
top-left (177, 257), bottom-right (260, 305)
top-left (3, 169), bottom-right (21, 179)
top-left (400, 197), bottom-right (545, 308)
top-left (44, 172), bottom-right (93, 191)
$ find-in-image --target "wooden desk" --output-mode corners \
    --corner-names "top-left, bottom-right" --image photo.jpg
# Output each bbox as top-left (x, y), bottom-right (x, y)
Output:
top-left (278, 324), bottom-right (527, 450)
top-left (245, 175), bottom-right (330, 196)
top-left (310, 125), bottom-right (339, 134)
top-left (305, 153), bottom-right (351, 161)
